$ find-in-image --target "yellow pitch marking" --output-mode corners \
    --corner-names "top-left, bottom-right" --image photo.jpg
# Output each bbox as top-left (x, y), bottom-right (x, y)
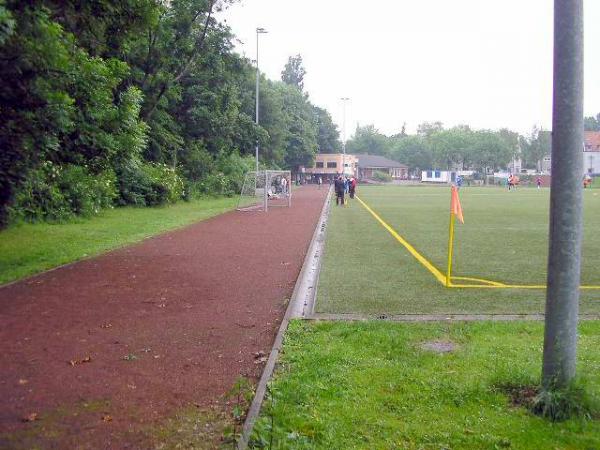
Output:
top-left (355, 196), bottom-right (600, 291)
top-left (356, 196), bottom-right (447, 285)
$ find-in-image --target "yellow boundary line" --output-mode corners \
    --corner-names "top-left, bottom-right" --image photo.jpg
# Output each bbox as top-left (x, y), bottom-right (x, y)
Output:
top-left (356, 196), bottom-right (447, 285)
top-left (355, 196), bottom-right (600, 291)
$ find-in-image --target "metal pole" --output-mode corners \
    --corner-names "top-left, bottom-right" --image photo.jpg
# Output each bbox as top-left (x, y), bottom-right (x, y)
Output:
top-left (288, 171), bottom-right (292, 207)
top-left (264, 170), bottom-right (268, 212)
top-left (446, 211), bottom-right (455, 288)
top-left (255, 30), bottom-right (260, 176)
top-left (542, 0), bottom-right (584, 390)
top-left (341, 98), bottom-right (349, 176)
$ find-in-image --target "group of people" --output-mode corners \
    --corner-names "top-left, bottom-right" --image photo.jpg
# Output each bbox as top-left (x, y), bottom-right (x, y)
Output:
top-left (507, 174), bottom-right (520, 190)
top-left (334, 175), bottom-right (357, 206)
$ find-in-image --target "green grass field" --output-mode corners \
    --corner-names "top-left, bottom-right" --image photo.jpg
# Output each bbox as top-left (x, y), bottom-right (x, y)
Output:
top-left (317, 186), bottom-right (600, 315)
top-left (0, 197), bottom-right (236, 285)
top-left (250, 320), bottom-right (600, 449)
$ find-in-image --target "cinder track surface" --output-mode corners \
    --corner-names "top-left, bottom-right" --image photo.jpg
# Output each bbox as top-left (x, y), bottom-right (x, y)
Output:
top-left (0, 185), bottom-right (327, 449)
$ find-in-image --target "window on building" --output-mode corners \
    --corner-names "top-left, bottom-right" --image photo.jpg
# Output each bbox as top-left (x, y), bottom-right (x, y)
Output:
top-left (316, 162), bottom-right (324, 168)
top-left (326, 162), bottom-right (337, 168)
top-left (427, 171), bottom-right (432, 178)
top-left (435, 171), bottom-right (441, 178)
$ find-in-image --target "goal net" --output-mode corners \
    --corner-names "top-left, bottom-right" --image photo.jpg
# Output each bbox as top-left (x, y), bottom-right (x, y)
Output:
top-left (237, 170), bottom-right (292, 211)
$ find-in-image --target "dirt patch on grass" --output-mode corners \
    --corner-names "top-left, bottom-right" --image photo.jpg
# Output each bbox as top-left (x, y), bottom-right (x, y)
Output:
top-left (501, 384), bottom-right (540, 409)
top-left (421, 340), bottom-right (458, 353)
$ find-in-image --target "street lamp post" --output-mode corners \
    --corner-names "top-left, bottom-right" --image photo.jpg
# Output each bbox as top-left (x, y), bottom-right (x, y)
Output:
top-left (255, 27), bottom-right (268, 175)
top-left (341, 97), bottom-right (350, 176)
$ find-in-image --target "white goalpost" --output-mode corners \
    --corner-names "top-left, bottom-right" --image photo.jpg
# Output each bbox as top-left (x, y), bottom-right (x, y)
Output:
top-left (237, 170), bottom-right (292, 212)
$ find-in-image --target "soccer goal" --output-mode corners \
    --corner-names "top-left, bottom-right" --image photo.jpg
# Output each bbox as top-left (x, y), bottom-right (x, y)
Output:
top-left (237, 170), bottom-right (292, 211)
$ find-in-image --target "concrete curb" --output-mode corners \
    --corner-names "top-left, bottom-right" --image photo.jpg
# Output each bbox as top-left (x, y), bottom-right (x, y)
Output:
top-left (237, 186), bottom-right (332, 449)
top-left (308, 313), bottom-right (600, 322)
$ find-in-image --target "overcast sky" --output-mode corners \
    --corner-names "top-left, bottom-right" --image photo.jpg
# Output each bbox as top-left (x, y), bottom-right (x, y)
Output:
top-left (220, 0), bottom-right (599, 139)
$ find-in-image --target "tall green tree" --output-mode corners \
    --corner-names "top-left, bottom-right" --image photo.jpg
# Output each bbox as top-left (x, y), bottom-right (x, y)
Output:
top-left (523, 127), bottom-right (551, 170)
top-left (346, 124), bottom-right (390, 156)
top-left (313, 106), bottom-right (340, 153)
top-left (281, 54), bottom-right (306, 91)
top-left (390, 135), bottom-right (432, 172)
top-left (584, 113), bottom-right (599, 131)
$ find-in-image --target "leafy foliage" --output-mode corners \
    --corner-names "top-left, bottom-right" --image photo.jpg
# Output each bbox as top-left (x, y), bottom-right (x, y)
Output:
top-left (0, 2), bottom-right (326, 227)
top-left (371, 170), bottom-right (392, 182)
top-left (347, 123), bottom-right (518, 174)
top-left (584, 113), bottom-right (600, 132)
top-left (281, 54), bottom-right (306, 91)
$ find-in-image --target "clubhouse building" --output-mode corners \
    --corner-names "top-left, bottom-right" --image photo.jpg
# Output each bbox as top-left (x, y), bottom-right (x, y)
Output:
top-left (302, 153), bottom-right (408, 180)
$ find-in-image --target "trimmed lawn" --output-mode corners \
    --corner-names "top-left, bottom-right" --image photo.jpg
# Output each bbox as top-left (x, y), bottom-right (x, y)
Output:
top-left (0, 197), bottom-right (237, 285)
top-left (251, 320), bottom-right (600, 449)
top-left (317, 186), bottom-right (600, 315)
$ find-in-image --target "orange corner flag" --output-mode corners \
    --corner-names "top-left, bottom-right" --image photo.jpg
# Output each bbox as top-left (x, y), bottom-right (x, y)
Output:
top-left (450, 186), bottom-right (464, 224)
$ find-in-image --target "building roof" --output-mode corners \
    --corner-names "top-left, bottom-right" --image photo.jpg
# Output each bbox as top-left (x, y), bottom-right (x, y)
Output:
top-left (355, 154), bottom-right (408, 169)
top-left (584, 131), bottom-right (600, 152)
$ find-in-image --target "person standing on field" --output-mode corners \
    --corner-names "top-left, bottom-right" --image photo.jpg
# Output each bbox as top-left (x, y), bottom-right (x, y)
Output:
top-left (456, 175), bottom-right (463, 190)
top-left (349, 177), bottom-right (357, 199)
top-left (280, 176), bottom-right (287, 194)
top-left (318, 176), bottom-right (322, 189)
top-left (536, 176), bottom-right (542, 189)
top-left (334, 176), bottom-right (345, 206)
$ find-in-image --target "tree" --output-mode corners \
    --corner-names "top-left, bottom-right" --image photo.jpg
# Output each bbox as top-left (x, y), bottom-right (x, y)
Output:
top-left (466, 130), bottom-right (512, 174)
top-left (417, 121), bottom-right (444, 137)
top-left (279, 83), bottom-right (318, 169)
top-left (313, 106), bottom-right (340, 153)
top-left (584, 113), bottom-right (600, 131)
top-left (346, 125), bottom-right (390, 156)
top-left (281, 54), bottom-right (306, 91)
top-left (390, 135), bottom-right (432, 173)
top-left (523, 127), bottom-right (551, 170)
top-left (0, 1), bottom-right (151, 225)
top-left (428, 126), bottom-right (473, 170)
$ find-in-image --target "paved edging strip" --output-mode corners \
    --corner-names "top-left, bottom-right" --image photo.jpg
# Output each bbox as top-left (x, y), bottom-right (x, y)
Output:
top-left (238, 186), bottom-right (332, 449)
top-left (309, 313), bottom-right (600, 322)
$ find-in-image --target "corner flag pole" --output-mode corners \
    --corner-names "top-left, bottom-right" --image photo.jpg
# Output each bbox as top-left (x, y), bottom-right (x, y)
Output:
top-left (446, 185), bottom-right (464, 287)
top-left (446, 211), bottom-right (455, 287)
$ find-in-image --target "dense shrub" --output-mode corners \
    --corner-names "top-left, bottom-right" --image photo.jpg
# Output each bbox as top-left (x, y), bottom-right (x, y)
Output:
top-left (10, 162), bottom-right (117, 222)
top-left (372, 170), bottom-right (393, 182)
top-left (117, 161), bottom-right (184, 206)
top-left (187, 153), bottom-right (255, 197)
top-left (57, 165), bottom-right (116, 215)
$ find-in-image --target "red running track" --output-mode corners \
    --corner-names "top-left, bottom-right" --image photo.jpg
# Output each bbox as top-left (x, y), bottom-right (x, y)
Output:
top-left (0, 185), bottom-right (328, 449)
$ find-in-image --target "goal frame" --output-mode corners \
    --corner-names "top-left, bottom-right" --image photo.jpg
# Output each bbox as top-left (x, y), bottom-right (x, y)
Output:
top-left (237, 170), bottom-right (292, 212)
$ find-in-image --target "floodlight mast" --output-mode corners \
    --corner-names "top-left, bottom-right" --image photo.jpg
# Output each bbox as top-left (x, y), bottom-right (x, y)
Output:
top-left (341, 97), bottom-right (350, 176)
top-left (542, 0), bottom-right (584, 390)
top-left (255, 27), bottom-right (268, 175)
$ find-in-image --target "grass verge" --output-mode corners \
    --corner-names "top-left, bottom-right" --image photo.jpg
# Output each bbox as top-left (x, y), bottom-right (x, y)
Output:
top-left (250, 320), bottom-right (600, 449)
top-left (0, 197), bottom-right (236, 285)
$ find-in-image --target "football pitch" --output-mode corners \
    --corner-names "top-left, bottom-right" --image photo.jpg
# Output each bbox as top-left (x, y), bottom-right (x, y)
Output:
top-left (316, 185), bottom-right (600, 315)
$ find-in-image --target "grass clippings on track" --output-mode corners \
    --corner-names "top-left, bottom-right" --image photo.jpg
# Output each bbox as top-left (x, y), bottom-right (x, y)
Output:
top-left (317, 186), bottom-right (600, 315)
top-left (0, 197), bottom-right (236, 285)
top-left (250, 320), bottom-right (600, 450)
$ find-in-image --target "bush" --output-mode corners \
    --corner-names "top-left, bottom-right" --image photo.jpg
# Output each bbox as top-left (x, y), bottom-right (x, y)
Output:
top-left (117, 161), bottom-right (184, 206)
top-left (10, 162), bottom-right (117, 222)
top-left (57, 165), bottom-right (116, 215)
top-left (372, 170), bottom-right (393, 182)
top-left (188, 152), bottom-right (255, 197)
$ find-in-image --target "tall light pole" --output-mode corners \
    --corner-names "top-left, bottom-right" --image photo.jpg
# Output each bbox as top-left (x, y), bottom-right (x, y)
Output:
top-left (255, 27), bottom-right (268, 175)
top-left (542, 0), bottom-right (583, 392)
top-left (341, 97), bottom-right (350, 176)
